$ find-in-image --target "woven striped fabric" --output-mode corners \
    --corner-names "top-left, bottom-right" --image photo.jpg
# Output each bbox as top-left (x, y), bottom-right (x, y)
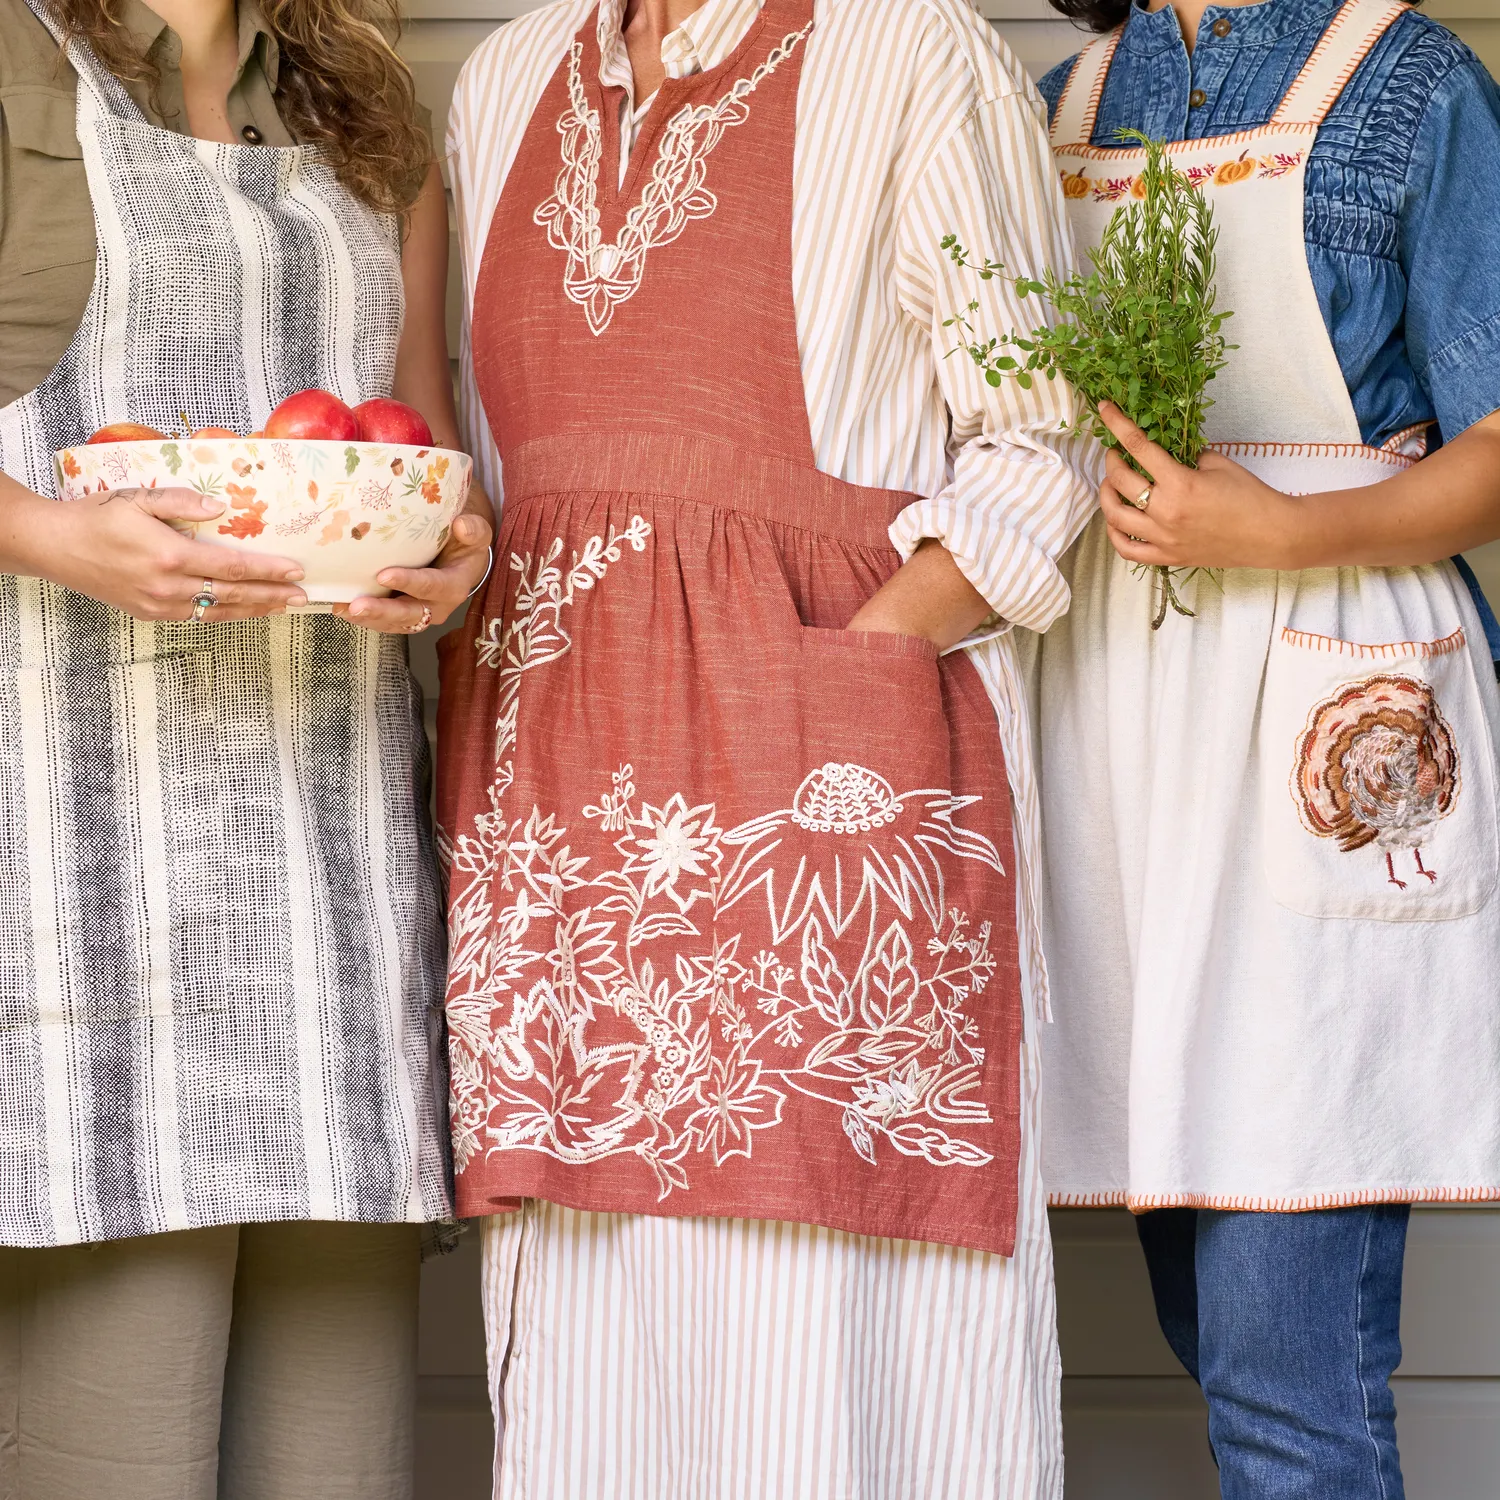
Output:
top-left (0, 1), bottom-right (450, 1247)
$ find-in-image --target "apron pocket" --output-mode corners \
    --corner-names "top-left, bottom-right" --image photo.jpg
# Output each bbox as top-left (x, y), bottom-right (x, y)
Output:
top-left (1260, 619), bottom-right (1497, 921)
top-left (800, 625), bottom-right (939, 664)
top-left (11, 651), bottom-right (227, 1023)
top-left (791, 625), bottom-right (950, 797)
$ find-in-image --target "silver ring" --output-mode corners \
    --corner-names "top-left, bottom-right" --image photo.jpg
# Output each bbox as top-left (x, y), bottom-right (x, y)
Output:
top-left (1131, 483), bottom-right (1153, 512)
top-left (189, 580), bottom-right (218, 623)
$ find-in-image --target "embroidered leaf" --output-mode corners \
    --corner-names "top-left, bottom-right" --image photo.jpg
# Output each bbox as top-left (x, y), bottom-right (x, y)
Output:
top-left (646, 1151), bottom-right (691, 1200)
top-left (800, 916), bottom-right (852, 1026)
top-left (884, 1122), bottom-right (992, 1168)
top-left (842, 1108), bottom-right (877, 1166)
top-left (860, 921), bottom-right (921, 1029)
top-left (803, 1032), bottom-right (873, 1076)
top-left (632, 911), bottom-right (701, 943)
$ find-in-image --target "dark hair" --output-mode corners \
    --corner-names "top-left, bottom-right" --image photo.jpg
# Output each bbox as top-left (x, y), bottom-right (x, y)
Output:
top-left (1046, 0), bottom-right (1421, 36)
top-left (56, 0), bottom-right (430, 215)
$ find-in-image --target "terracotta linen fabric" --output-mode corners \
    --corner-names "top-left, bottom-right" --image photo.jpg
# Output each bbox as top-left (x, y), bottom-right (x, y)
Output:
top-left (438, 0), bottom-right (1024, 1254)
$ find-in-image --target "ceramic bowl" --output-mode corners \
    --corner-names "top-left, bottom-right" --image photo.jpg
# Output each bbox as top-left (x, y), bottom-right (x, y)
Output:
top-left (54, 436), bottom-right (473, 607)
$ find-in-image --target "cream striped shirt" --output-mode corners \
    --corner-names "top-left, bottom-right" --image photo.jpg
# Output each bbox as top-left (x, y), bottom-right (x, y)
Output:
top-left (447, 0), bottom-right (1096, 635)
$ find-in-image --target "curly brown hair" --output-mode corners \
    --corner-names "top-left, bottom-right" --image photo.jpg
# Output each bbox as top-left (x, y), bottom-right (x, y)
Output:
top-left (1048, 0), bottom-right (1421, 35)
top-left (54, 0), bottom-right (431, 215)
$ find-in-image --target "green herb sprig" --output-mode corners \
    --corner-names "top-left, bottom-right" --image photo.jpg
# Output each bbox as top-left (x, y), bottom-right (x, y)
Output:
top-left (943, 131), bottom-right (1232, 627)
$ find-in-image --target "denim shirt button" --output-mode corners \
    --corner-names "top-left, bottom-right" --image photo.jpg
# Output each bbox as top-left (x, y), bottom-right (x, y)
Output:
top-left (1212, 17), bottom-right (1232, 36)
top-left (1189, 88), bottom-right (1208, 108)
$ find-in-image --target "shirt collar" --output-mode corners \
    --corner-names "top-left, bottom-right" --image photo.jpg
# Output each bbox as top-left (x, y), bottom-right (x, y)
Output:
top-left (239, 0), bottom-right (281, 90)
top-left (1121, 0), bottom-right (1342, 58)
top-left (118, 1), bottom-right (280, 89)
top-left (596, 0), bottom-right (766, 97)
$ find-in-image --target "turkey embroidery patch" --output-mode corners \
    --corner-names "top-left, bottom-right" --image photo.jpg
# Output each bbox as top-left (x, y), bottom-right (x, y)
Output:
top-left (1293, 674), bottom-right (1460, 889)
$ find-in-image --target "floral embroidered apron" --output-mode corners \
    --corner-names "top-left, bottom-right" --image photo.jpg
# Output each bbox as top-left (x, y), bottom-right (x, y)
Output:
top-left (0, 1), bottom-right (449, 1248)
top-left (1035, 0), bottom-right (1500, 1209)
top-left (437, 0), bottom-right (1025, 1255)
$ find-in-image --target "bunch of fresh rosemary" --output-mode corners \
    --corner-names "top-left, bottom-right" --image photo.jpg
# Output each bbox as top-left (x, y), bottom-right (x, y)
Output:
top-left (943, 131), bottom-right (1232, 626)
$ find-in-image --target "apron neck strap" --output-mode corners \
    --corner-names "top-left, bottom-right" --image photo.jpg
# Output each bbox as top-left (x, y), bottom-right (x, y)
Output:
top-left (1272, 0), bottom-right (1410, 127)
top-left (1050, 28), bottom-right (1122, 147)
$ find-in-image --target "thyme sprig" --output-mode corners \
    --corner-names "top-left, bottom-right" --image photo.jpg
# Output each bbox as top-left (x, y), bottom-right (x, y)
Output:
top-left (943, 131), bottom-right (1233, 627)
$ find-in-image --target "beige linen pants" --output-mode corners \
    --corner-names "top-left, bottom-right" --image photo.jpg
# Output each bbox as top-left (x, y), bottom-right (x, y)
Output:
top-left (0, 1221), bottom-right (420, 1500)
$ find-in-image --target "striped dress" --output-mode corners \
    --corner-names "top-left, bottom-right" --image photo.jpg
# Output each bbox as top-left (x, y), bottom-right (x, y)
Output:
top-left (448, 0), bottom-right (1093, 1492)
top-left (0, 0), bottom-right (450, 1247)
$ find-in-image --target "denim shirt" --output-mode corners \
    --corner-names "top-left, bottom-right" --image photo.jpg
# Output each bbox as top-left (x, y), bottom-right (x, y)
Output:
top-left (1039, 0), bottom-right (1500, 656)
top-left (1039, 0), bottom-right (1500, 451)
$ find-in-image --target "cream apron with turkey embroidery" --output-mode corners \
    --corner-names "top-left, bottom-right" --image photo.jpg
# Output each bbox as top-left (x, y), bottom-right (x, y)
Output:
top-left (1034, 0), bottom-right (1500, 1209)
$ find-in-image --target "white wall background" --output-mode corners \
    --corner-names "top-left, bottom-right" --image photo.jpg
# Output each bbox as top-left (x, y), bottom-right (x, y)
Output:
top-left (401, 4), bottom-right (1500, 1495)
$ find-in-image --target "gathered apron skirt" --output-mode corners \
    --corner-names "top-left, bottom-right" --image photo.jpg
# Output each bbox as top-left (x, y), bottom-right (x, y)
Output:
top-left (438, 432), bottom-right (1025, 1255)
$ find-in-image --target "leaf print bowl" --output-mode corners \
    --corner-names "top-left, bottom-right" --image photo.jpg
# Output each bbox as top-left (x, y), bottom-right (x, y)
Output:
top-left (53, 437), bottom-right (473, 606)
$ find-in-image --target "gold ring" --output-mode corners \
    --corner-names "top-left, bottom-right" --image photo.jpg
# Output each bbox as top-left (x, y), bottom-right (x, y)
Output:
top-left (1133, 483), bottom-right (1153, 511)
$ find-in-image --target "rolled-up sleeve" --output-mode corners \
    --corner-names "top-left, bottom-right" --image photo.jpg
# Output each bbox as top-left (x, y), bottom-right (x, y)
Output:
top-left (890, 90), bottom-right (1099, 635)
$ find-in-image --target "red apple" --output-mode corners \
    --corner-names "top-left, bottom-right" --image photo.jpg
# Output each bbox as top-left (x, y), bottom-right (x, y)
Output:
top-left (264, 390), bottom-right (359, 442)
top-left (86, 422), bottom-right (168, 444)
top-left (191, 427), bottom-right (239, 439)
top-left (353, 398), bottom-right (434, 447)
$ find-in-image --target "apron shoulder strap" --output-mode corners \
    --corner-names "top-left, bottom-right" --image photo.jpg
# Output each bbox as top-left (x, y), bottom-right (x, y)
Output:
top-left (1271, 0), bottom-right (1410, 127)
top-left (21, 0), bottom-right (149, 124)
top-left (1050, 29), bottom-right (1122, 148)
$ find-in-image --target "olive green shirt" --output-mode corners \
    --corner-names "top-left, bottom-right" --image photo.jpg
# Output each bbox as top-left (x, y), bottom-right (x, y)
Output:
top-left (0, 0), bottom-right (294, 408)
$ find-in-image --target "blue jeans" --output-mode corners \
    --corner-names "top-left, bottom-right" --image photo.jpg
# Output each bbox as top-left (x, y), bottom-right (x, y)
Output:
top-left (1135, 1206), bottom-right (1410, 1499)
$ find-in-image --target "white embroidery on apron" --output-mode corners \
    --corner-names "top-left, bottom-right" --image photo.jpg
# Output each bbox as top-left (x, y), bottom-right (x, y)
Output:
top-left (535, 23), bottom-right (813, 336)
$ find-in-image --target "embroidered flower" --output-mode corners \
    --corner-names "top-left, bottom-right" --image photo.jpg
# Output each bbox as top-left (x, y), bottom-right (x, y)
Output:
top-left (721, 763), bottom-right (1005, 941)
top-left (683, 1054), bottom-right (785, 1164)
top-left (852, 1058), bottom-right (936, 1124)
top-left (620, 793), bottom-right (724, 911)
top-left (548, 909), bottom-right (624, 1004)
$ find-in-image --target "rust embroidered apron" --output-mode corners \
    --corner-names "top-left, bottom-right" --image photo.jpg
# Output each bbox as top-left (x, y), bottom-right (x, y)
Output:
top-left (436, 0), bottom-right (1024, 1255)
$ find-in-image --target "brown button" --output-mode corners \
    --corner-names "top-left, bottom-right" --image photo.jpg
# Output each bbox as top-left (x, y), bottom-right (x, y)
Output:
top-left (1189, 88), bottom-right (1208, 108)
top-left (1212, 17), bottom-right (1232, 36)
top-left (240, 124), bottom-right (264, 145)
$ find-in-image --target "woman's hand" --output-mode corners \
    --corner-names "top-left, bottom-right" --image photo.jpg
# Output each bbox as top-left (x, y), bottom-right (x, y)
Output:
top-left (1098, 402), bottom-right (1306, 572)
top-left (8, 485), bottom-right (307, 620)
top-left (339, 511), bottom-right (495, 634)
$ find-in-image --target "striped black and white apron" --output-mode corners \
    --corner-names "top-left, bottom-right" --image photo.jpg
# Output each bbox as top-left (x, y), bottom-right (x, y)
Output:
top-left (0, 0), bottom-right (450, 1247)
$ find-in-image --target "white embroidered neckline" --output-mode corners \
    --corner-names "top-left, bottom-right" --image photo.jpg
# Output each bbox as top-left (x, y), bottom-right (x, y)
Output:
top-left (533, 22), bottom-right (814, 336)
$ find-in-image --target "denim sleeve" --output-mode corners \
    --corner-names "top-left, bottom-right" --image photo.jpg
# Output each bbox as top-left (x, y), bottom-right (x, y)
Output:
top-left (1402, 54), bottom-right (1500, 439)
top-left (1036, 57), bottom-right (1075, 128)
